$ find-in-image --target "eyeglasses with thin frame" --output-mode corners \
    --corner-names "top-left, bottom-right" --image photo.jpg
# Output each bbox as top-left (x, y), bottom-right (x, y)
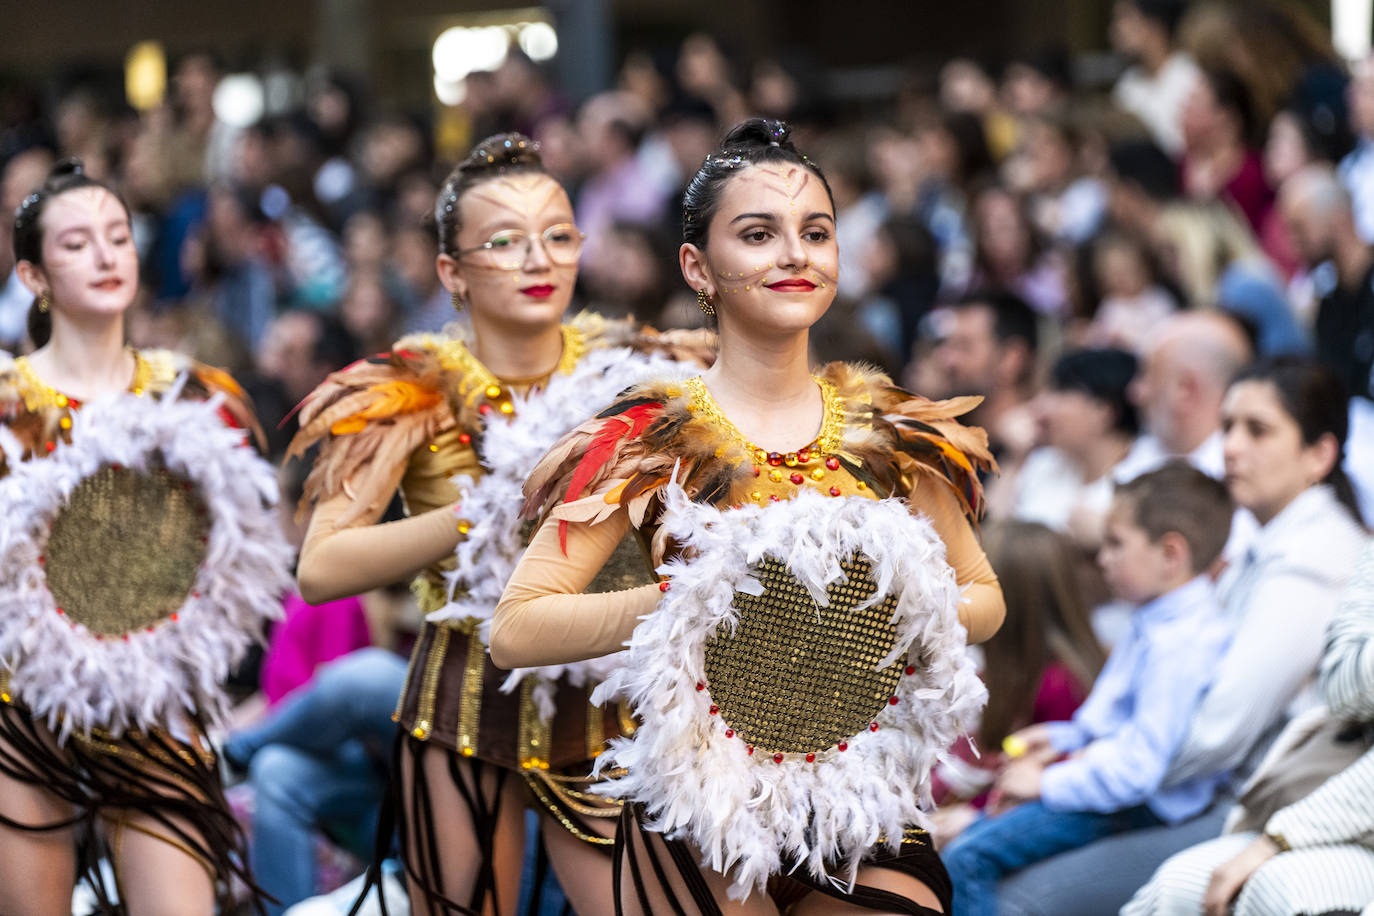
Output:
top-left (454, 223), bottom-right (585, 270)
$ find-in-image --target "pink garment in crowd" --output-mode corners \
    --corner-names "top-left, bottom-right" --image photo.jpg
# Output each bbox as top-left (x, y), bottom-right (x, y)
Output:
top-left (260, 593), bottom-right (372, 705)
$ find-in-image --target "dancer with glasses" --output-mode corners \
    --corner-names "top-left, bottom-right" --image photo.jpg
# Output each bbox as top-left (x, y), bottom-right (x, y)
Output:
top-left (289, 132), bottom-right (708, 915)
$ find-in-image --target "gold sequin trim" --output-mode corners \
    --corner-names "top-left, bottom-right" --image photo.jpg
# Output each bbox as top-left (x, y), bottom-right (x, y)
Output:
top-left (456, 621), bottom-right (485, 757)
top-left (411, 624), bottom-right (451, 741)
top-left (685, 375), bottom-right (843, 459)
top-left (435, 324), bottom-right (586, 412)
top-left (585, 684), bottom-right (605, 760)
top-left (393, 632), bottom-right (423, 724)
top-left (524, 773), bottom-right (617, 846)
top-left (13, 349), bottom-right (154, 411)
top-left (518, 679), bottom-right (552, 770)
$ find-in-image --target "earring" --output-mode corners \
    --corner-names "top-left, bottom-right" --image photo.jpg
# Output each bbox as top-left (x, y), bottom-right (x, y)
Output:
top-left (451, 290), bottom-right (465, 312)
top-left (697, 288), bottom-right (715, 318)
top-left (38, 291), bottom-right (50, 313)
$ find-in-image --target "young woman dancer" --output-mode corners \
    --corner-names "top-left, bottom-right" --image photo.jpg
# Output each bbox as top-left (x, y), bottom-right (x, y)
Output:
top-left (289, 133), bottom-right (706, 915)
top-left (495, 119), bottom-right (1006, 915)
top-left (0, 160), bottom-right (286, 915)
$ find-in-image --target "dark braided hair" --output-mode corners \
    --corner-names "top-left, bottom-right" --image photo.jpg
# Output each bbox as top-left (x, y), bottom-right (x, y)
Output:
top-left (681, 118), bottom-right (834, 248)
top-left (433, 132), bottom-right (545, 257)
top-left (13, 158), bottom-right (131, 347)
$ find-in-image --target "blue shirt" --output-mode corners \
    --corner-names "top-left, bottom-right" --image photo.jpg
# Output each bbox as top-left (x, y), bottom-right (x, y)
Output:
top-left (1040, 576), bottom-right (1232, 823)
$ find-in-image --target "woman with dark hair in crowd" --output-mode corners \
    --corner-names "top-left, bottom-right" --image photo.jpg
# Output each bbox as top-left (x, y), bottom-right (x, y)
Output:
top-left (1012, 348), bottom-right (1140, 547)
top-left (0, 159), bottom-right (288, 913)
top-left (287, 132), bottom-right (708, 915)
top-left (998, 358), bottom-right (1368, 916)
top-left (1180, 66), bottom-right (1274, 236)
top-left (495, 118), bottom-right (1005, 914)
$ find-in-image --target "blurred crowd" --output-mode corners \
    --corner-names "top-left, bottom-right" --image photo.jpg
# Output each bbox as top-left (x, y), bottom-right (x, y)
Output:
top-left (6, 0), bottom-right (1374, 913)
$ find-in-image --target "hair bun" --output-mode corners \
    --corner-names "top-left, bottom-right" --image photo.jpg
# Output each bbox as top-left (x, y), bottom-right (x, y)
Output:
top-left (460, 132), bottom-right (543, 173)
top-left (720, 117), bottom-right (794, 152)
top-left (47, 157), bottom-right (86, 184)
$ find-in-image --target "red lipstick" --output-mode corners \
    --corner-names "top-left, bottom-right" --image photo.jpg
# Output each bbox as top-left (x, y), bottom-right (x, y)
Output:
top-left (520, 284), bottom-right (556, 298)
top-left (764, 279), bottom-right (817, 292)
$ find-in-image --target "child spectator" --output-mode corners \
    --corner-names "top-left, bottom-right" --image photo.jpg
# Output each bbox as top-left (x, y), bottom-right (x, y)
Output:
top-left (944, 463), bottom-right (1236, 916)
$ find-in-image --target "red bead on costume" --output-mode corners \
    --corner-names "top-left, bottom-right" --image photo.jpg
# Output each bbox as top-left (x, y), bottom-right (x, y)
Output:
top-left (753, 466), bottom-right (762, 477)
top-left (659, 581), bottom-right (671, 592)
top-left (708, 705), bottom-right (719, 715)
top-left (478, 404), bottom-right (492, 416)
top-left (44, 441), bottom-right (55, 452)
top-left (773, 753), bottom-right (784, 763)
top-left (869, 722), bottom-right (880, 732)
top-left (889, 696), bottom-right (900, 705)
top-left (55, 607), bottom-right (63, 616)
top-left (458, 433), bottom-right (472, 444)
top-left (829, 487), bottom-right (841, 497)
top-left (838, 742), bottom-right (848, 752)
top-left (797, 449), bottom-right (811, 463)
top-left (170, 613), bottom-right (179, 622)
top-left (789, 472), bottom-right (804, 485)
top-left (904, 665), bottom-right (916, 675)
top-left (825, 456), bottom-right (840, 470)
top-left (767, 452), bottom-right (783, 467)
top-left (805, 752), bottom-right (816, 763)
top-left (747, 745), bottom-right (755, 755)
top-left (768, 495), bottom-right (780, 502)
top-left (725, 729), bottom-right (734, 738)
top-left (695, 682), bottom-right (705, 691)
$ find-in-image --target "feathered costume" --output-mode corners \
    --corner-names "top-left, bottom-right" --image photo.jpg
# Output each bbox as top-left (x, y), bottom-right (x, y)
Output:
top-left (517, 362), bottom-right (1002, 915)
top-left (0, 348), bottom-right (289, 915)
top-left (287, 314), bottom-right (712, 915)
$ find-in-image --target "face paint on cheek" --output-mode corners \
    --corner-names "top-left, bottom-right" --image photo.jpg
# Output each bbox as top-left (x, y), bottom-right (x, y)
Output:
top-left (714, 262), bottom-right (772, 293)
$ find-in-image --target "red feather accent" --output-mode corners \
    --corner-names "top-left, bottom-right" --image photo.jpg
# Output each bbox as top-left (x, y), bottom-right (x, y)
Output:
top-left (557, 402), bottom-right (661, 550)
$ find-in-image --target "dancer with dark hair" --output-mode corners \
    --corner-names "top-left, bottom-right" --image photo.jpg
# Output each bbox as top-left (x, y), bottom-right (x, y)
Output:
top-left (289, 132), bottom-right (709, 916)
top-left (496, 118), bottom-right (1005, 914)
top-left (0, 159), bottom-right (290, 914)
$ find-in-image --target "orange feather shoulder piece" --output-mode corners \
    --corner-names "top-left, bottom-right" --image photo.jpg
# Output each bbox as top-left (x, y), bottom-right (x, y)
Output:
top-left (287, 347), bottom-right (454, 525)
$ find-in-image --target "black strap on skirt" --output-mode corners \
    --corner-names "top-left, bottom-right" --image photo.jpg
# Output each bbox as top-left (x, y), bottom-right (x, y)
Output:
top-left (0, 703), bottom-right (269, 915)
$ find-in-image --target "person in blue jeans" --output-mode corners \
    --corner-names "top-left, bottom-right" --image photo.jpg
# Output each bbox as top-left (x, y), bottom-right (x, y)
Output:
top-left (943, 463), bottom-right (1237, 916)
top-left (224, 647), bottom-right (408, 916)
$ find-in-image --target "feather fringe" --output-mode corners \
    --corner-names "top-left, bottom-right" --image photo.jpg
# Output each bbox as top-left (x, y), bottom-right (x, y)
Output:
top-left (589, 484), bottom-right (987, 900)
top-left (0, 389), bottom-right (293, 739)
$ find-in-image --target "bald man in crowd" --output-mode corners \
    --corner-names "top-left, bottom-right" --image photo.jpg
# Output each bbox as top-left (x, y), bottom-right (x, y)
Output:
top-left (1280, 164), bottom-right (1374, 401)
top-left (1115, 310), bottom-right (1254, 482)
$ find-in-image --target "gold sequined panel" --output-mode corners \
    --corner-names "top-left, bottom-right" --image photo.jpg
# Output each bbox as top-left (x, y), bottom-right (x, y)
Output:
top-left (704, 553), bottom-right (903, 754)
top-left (585, 533), bottom-right (655, 594)
top-left (45, 465), bottom-right (209, 636)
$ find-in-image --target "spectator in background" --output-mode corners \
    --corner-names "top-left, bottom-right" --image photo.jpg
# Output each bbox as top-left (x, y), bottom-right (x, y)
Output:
top-left (581, 220), bottom-right (672, 322)
top-left (971, 184), bottom-right (1068, 316)
top-left (932, 520), bottom-right (1107, 845)
top-left (861, 214), bottom-right (940, 364)
top-left (1107, 138), bottom-right (1182, 240)
top-left (1119, 311), bottom-right (1253, 481)
top-left (947, 463), bottom-right (1237, 916)
top-left (198, 182), bottom-right (277, 356)
top-left (574, 90), bottom-right (671, 268)
top-left (1013, 113), bottom-right (1108, 246)
top-left (1001, 48), bottom-right (1073, 120)
top-left (170, 50), bottom-right (239, 185)
top-left (1082, 230), bottom-right (1178, 350)
top-left (1150, 201), bottom-right (1308, 357)
top-left (1180, 67), bottom-right (1273, 236)
top-left (919, 291), bottom-right (1041, 473)
top-left (1013, 347), bottom-right (1140, 548)
top-left (1340, 55), bottom-right (1374, 244)
top-left (338, 272), bottom-right (402, 357)
top-left (251, 309), bottom-right (359, 459)
top-left (1279, 165), bottom-right (1374, 401)
top-left (0, 145), bottom-right (54, 348)
top-left (1110, 0), bottom-right (1199, 156)
top-left (998, 358), bottom-right (1368, 916)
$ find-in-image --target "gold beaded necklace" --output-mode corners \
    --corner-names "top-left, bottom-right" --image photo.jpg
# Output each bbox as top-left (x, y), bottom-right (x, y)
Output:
top-left (14, 348), bottom-right (152, 412)
top-left (685, 375), bottom-right (844, 472)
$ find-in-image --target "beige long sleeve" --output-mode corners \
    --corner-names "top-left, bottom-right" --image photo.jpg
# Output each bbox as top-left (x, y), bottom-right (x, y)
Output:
top-left (912, 476), bottom-right (1005, 645)
top-left (296, 477), bottom-right (464, 605)
top-left (492, 477), bottom-right (1005, 669)
top-left (490, 507), bottom-right (660, 668)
